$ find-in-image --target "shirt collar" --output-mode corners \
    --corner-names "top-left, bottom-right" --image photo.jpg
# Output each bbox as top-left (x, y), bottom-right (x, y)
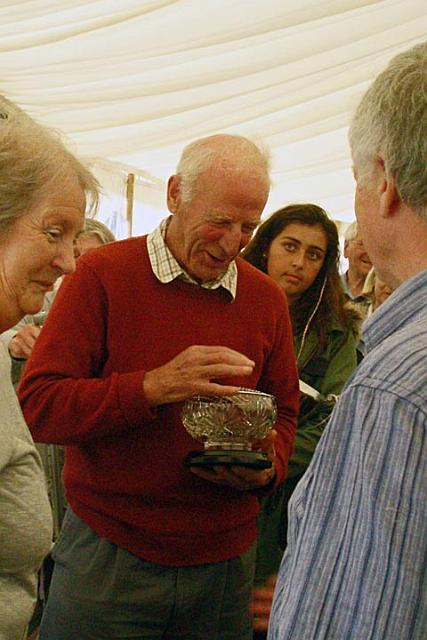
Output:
top-left (362, 268), bottom-right (427, 353)
top-left (341, 272), bottom-right (369, 303)
top-left (147, 217), bottom-right (237, 300)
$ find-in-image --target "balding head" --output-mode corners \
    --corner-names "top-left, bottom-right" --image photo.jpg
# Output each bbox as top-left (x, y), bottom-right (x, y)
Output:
top-left (175, 134), bottom-right (270, 203)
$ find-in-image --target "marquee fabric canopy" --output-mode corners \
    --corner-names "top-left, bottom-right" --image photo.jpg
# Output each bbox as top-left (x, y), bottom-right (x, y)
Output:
top-left (1, 0), bottom-right (426, 233)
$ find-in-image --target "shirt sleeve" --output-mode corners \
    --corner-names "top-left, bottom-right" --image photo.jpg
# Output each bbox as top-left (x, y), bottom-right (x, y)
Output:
top-left (0, 317), bottom-right (29, 350)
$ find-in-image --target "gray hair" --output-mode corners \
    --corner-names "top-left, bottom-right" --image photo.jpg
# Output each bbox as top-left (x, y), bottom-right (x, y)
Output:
top-left (175, 134), bottom-right (271, 202)
top-left (349, 41), bottom-right (427, 221)
top-left (344, 220), bottom-right (358, 242)
top-left (0, 95), bottom-right (99, 232)
top-left (78, 218), bottom-right (116, 245)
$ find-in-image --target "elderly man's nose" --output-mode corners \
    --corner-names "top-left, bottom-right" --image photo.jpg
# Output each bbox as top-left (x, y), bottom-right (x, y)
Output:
top-left (220, 228), bottom-right (242, 255)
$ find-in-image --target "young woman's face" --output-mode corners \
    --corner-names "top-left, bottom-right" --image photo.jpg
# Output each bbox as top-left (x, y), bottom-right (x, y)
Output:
top-left (266, 222), bottom-right (328, 306)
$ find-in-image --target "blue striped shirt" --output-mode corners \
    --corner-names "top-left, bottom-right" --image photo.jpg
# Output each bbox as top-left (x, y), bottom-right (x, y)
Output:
top-left (269, 269), bottom-right (427, 640)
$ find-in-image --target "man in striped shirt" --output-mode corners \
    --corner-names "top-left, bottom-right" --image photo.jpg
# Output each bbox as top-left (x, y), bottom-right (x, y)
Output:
top-left (268, 41), bottom-right (427, 639)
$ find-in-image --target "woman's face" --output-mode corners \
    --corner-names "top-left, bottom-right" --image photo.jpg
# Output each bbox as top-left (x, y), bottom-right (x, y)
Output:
top-left (266, 222), bottom-right (328, 306)
top-left (0, 176), bottom-right (85, 327)
top-left (75, 233), bottom-right (103, 257)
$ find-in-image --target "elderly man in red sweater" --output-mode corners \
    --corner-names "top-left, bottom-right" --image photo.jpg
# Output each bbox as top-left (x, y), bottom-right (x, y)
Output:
top-left (19, 134), bottom-right (299, 640)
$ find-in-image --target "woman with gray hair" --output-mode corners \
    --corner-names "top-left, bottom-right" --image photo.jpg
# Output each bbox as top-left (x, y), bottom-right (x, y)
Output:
top-left (75, 218), bottom-right (116, 256)
top-left (0, 96), bottom-right (98, 639)
top-left (2, 218), bottom-right (115, 372)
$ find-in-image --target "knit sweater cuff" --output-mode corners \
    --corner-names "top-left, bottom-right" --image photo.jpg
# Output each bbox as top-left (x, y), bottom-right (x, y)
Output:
top-left (117, 370), bottom-right (157, 427)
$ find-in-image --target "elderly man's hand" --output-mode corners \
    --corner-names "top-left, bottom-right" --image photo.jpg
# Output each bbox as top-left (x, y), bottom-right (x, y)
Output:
top-left (8, 324), bottom-right (41, 359)
top-left (143, 345), bottom-right (255, 406)
top-left (250, 574), bottom-right (277, 633)
top-left (190, 430), bottom-right (277, 490)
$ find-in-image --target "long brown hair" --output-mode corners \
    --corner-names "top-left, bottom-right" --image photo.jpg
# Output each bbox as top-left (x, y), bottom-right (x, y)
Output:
top-left (242, 203), bottom-right (356, 354)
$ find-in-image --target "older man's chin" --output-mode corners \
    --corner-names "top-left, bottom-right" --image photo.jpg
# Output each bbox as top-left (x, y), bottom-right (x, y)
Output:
top-left (191, 257), bottom-right (232, 283)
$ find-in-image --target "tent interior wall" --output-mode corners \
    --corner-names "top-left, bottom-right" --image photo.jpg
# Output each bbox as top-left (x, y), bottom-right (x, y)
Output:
top-left (2, 0), bottom-right (426, 239)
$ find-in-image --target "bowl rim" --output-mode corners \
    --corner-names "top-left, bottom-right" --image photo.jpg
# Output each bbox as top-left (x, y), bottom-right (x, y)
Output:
top-left (184, 388), bottom-right (276, 404)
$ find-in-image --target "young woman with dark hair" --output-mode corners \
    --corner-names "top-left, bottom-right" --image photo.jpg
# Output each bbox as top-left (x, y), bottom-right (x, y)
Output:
top-left (242, 204), bottom-right (360, 637)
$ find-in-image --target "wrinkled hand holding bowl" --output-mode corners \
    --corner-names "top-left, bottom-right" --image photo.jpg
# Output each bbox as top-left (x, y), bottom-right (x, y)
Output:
top-left (182, 388), bottom-right (277, 451)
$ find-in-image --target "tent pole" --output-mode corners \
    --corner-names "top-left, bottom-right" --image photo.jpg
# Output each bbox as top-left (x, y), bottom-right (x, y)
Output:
top-left (125, 172), bottom-right (135, 237)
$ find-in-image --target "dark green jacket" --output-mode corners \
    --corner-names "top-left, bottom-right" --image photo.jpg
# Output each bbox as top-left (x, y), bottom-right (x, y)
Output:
top-left (288, 315), bottom-right (359, 477)
top-left (255, 314), bottom-right (359, 584)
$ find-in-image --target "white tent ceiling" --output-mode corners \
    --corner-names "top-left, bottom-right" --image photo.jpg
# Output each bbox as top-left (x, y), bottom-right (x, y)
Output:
top-left (1, 0), bottom-right (426, 229)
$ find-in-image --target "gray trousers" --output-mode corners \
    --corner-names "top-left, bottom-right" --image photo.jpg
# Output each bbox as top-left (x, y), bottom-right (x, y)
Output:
top-left (40, 508), bottom-right (256, 639)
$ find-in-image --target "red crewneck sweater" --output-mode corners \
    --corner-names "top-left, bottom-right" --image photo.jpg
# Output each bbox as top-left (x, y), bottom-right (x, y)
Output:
top-left (19, 236), bottom-right (298, 566)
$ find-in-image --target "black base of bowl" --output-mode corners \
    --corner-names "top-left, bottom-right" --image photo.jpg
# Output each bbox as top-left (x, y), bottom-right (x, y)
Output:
top-left (184, 449), bottom-right (272, 469)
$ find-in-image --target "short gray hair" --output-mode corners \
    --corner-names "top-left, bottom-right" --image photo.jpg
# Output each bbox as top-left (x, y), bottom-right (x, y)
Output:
top-left (0, 95), bottom-right (99, 232)
top-left (175, 134), bottom-right (271, 202)
top-left (79, 218), bottom-right (116, 245)
top-left (344, 221), bottom-right (358, 242)
top-left (349, 41), bottom-right (427, 221)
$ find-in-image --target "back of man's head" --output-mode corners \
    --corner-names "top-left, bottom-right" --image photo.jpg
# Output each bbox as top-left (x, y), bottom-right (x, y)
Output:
top-left (349, 41), bottom-right (427, 222)
top-left (344, 221), bottom-right (358, 243)
top-left (175, 134), bottom-right (270, 203)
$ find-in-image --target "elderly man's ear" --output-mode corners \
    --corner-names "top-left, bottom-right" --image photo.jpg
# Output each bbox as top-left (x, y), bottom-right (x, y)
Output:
top-left (376, 156), bottom-right (400, 218)
top-left (167, 175), bottom-right (181, 213)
